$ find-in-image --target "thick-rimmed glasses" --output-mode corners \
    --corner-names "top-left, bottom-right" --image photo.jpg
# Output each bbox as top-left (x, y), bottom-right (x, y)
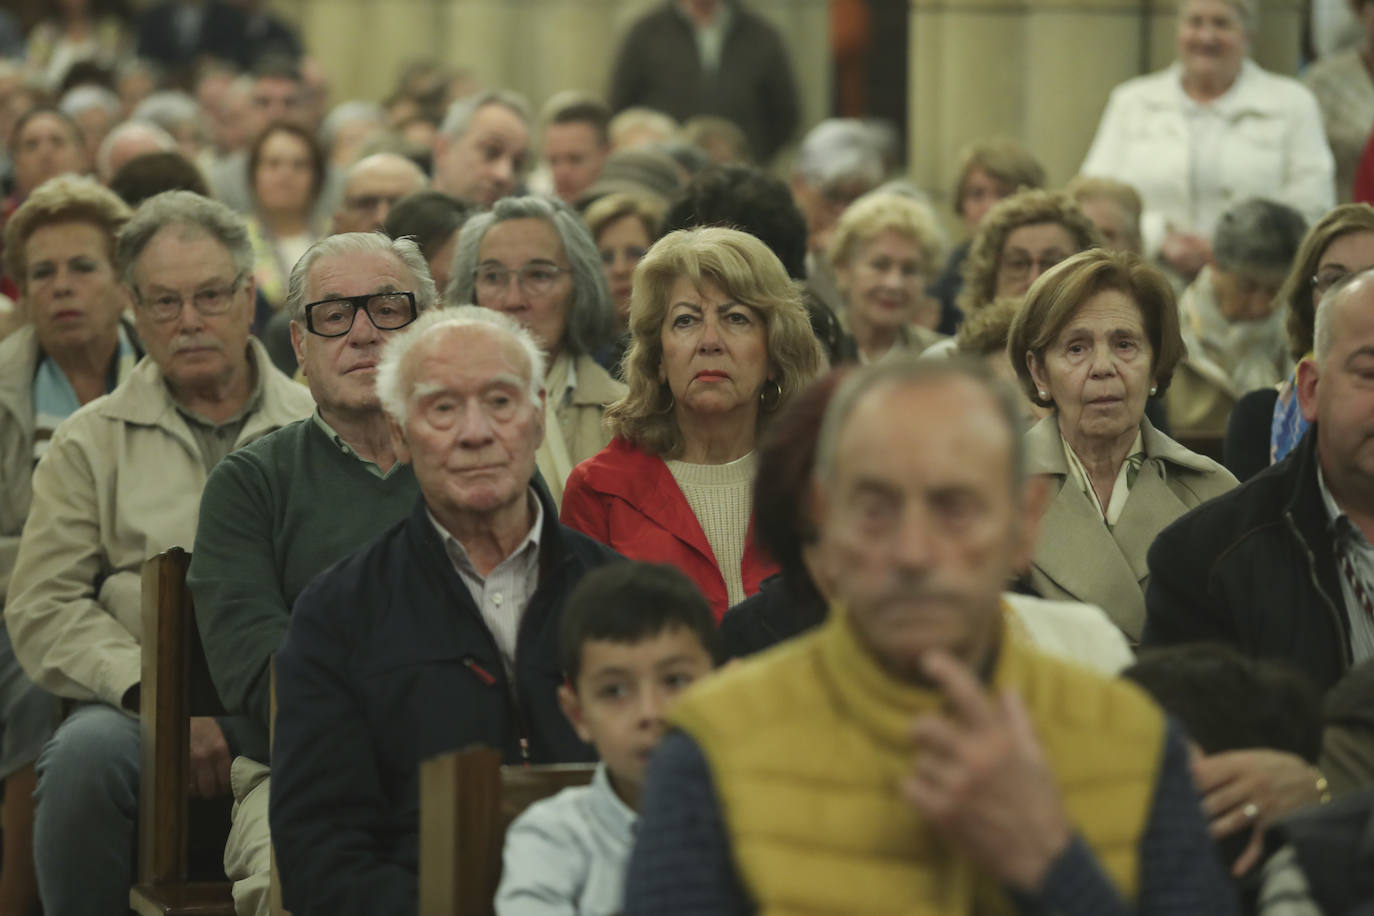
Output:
top-left (304, 291), bottom-right (418, 338)
top-left (135, 272), bottom-right (245, 322)
top-left (473, 262), bottom-right (569, 299)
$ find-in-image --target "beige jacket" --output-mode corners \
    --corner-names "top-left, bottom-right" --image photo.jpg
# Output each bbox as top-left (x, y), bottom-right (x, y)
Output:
top-left (538, 353), bottom-right (627, 507)
top-left (0, 326), bottom-right (43, 608)
top-left (1025, 414), bottom-right (1237, 641)
top-left (4, 339), bottom-right (314, 707)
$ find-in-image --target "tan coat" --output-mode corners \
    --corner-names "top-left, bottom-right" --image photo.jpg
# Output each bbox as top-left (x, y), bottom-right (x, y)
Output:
top-left (1025, 414), bottom-right (1238, 641)
top-left (4, 339), bottom-right (314, 707)
top-left (538, 353), bottom-right (626, 507)
top-left (0, 326), bottom-right (43, 608)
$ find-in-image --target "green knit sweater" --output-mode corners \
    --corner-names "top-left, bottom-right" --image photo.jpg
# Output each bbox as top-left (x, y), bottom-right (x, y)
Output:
top-left (188, 416), bottom-right (419, 759)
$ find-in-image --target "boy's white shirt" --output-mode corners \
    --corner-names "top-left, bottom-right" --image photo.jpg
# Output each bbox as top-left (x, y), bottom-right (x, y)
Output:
top-left (495, 761), bottom-right (637, 916)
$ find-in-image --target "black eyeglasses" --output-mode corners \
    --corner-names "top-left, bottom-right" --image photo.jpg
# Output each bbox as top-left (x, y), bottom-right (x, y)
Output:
top-left (135, 272), bottom-right (245, 322)
top-left (304, 291), bottom-right (418, 337)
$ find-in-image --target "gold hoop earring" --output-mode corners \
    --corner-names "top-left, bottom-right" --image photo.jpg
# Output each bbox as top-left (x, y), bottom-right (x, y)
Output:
top-left (760, 378), bottom-right (783, 411)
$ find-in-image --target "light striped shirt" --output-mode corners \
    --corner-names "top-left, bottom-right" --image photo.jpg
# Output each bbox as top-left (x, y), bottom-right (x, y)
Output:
top-left (429, 490), bottom-right (544, 676)
top-left (1316, 465), bottom-right (1374, 664)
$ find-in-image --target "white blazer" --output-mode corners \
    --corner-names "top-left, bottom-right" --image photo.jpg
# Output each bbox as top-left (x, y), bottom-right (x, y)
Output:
top-left (1080, 60), bottom-right (1335, 257)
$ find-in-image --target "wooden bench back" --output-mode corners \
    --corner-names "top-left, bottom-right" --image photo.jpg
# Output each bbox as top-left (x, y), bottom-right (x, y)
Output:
top-left (418, 746), bottom-right (596, 916)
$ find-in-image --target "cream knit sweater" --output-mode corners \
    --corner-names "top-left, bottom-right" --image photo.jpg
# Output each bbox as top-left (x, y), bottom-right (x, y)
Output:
top-left (665, 452), bottom-right (755, 607)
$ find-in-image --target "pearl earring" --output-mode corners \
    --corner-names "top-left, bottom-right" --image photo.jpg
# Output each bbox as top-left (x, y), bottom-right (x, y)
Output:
top-left (1037, 390), bottom-right (1048, 400)
top-left (1149, 385), bottom-right (1158, 396)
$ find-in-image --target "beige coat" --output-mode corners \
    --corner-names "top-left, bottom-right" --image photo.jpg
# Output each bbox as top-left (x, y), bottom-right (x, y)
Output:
top-left (4, 339), bottom-right (314, 707)
top-left (538, 353), bottom-right (626, 507)
top-left (1025, 414), bottom-right (1238, 641)
top-left (0, 326), bottom-right (43, 608)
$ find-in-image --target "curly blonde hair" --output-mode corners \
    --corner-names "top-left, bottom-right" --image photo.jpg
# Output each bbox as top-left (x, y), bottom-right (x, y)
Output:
top-left (4, 175), bottom-right (132, 294)
top-left (605, 226), bottom-right (825, 457)
top-left (827, 191), bottom-right (945, 277)
top-left (956, 189), bottom-right (1101, 319)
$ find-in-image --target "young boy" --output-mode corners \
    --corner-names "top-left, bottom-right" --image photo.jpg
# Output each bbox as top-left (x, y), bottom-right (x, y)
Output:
top-left (494, 561), bottom-right (720, 915)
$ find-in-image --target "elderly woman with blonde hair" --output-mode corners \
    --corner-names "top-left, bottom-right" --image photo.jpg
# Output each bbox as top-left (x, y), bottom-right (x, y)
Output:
top-left (561, 227), bottom-right (826, 620)
top-left (1080, 0), bottom-right (1334, 278)
top-left (0, 174), bottom-right (137, 915)
top-left (1009, 248), bottom-right (1237, 639)
top-left (827, 191), bottom-right (945, 363)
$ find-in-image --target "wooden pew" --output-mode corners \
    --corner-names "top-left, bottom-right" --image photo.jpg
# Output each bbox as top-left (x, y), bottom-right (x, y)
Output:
top-left (418, 747), bottom-right (596, 916)
top-left (130, 548), bottom-right (235, 916)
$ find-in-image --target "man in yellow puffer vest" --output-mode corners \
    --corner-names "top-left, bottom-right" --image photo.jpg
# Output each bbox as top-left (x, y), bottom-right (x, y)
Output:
top-left (624, 358), bottom-right (1237, 915)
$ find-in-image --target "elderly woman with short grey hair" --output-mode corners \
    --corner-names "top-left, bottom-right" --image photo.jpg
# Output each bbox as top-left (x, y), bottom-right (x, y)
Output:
top-left (1081, 0), bottom-right (1334, 280)
top-left (448, 194), bottom-right (624, 505)
top-left (1167, 198), bottom-right (1308, 438)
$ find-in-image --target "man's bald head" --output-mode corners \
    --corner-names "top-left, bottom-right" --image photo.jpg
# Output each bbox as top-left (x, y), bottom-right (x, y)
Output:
top-left (332, 153), bottom-right (429, 234)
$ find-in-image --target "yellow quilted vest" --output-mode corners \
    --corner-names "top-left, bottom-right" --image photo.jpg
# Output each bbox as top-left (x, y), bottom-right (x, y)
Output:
top-left (670, 607), bottom-right (1166, 915)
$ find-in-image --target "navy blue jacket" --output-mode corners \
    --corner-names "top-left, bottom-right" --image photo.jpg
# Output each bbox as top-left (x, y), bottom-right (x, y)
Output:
top-left (1143, 426), bottom-right (1353, 693)
top-left (270, 489), bottom-right (621, 915)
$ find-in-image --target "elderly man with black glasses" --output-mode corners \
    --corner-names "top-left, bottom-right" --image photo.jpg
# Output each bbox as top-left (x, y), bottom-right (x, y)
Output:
top-left (3, 190), bottom-right (313, 916)
top-left (184, 231), bottom-right (435, 916)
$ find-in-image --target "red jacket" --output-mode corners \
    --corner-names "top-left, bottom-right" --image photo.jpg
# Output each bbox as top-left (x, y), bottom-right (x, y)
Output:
top-left (560, 437), bottom-right (777, 622)
top-left (1356, 126), bottom-right (1374, 205)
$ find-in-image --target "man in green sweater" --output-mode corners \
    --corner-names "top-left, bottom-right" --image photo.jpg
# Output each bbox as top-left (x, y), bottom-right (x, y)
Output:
top-left (188, 231), bottom-right (437, 916)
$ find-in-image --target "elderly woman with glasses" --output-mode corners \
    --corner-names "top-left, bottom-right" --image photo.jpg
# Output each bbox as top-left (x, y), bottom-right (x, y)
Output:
top-left (0, 174), bottom-right (137, 916)
top-left (561, 227), bottom-right (826, 621)
top-left (1009, 248), bottom-right (1237, 640)
top-left (448, 195), bottom-right (625, 507)
top-left (1223, 203), bottom-right (1374, 480)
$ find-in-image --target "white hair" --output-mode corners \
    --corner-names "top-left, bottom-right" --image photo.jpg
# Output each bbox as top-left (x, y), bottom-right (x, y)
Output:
top-left (1314, 268), bottom-right (1374, 365)
top-left (96, 121), bottom-right (177, 181)
top-left (439, 89), bottom-right (532, 140)
top-left (319, 100), bottom-right (386, 152)
top-left (59, 85), bottom-right (121, 118)
top-left (376, 305), bottom-right (547, 426)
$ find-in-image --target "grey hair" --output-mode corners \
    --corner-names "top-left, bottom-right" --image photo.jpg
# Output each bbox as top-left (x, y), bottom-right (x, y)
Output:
top-left (1181, 0), bottom-right (1258, 31)
top-left (96, 121), bottom-right (177, 179)
top-left (438, 89), bottom-right (532, 141)
top-left (375, 304), bottom-right (547, 426)
top-left (343, 151), bottom-right (428, 191)
top-left (319, 100), bottom-right (386, 152)
top-left (285, 231), bottom-right (438, 322)
top-left (1212, 198), bottom-right (1307, 278)
top-left (814, 355), bottom-right (1026, 495)
top-left (1314, 267), bottom-right (1374, 365)
top-left (132, 91), bottom-right (204, 137)
top-left (59, 85), bottom-right (121, 118)
top-left (447, 195), bottom-right (616, 356)
top-left (115, 190), bottom-right (253, 287)
top-left (794, 119), bottom-right (886, 190)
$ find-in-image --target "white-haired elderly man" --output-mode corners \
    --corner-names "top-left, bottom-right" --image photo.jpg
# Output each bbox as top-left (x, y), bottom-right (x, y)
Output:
top-left (433, 89), bottom-right (532, 208)
top-left (1146, 267), bottom-right (1374, 873)
top-left (188, 232), bottom-right (436, 916)
top-left (270, 306), bottom-right (620, 915)
top-left (4, 190), bottom-right (314, 916)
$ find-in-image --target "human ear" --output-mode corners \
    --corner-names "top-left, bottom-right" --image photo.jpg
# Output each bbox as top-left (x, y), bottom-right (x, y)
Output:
top-left (388, 415), bottom-right (412, 465)
top-left (1026, 351), bottom-right (1051, 403)
top-left (557, 683), bottom-right (595, 745)
top-left (1012, 475), bottom-right (1050, 574)
top-left (1296, 357), bottom-right (1320, 425)
top-left (289, 320), bottom-right (307, 371)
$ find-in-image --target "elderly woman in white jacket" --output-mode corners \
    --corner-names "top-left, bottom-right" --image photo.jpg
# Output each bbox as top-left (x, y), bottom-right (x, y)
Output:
top-left (1080, 0), bottom-right (1335, 281)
